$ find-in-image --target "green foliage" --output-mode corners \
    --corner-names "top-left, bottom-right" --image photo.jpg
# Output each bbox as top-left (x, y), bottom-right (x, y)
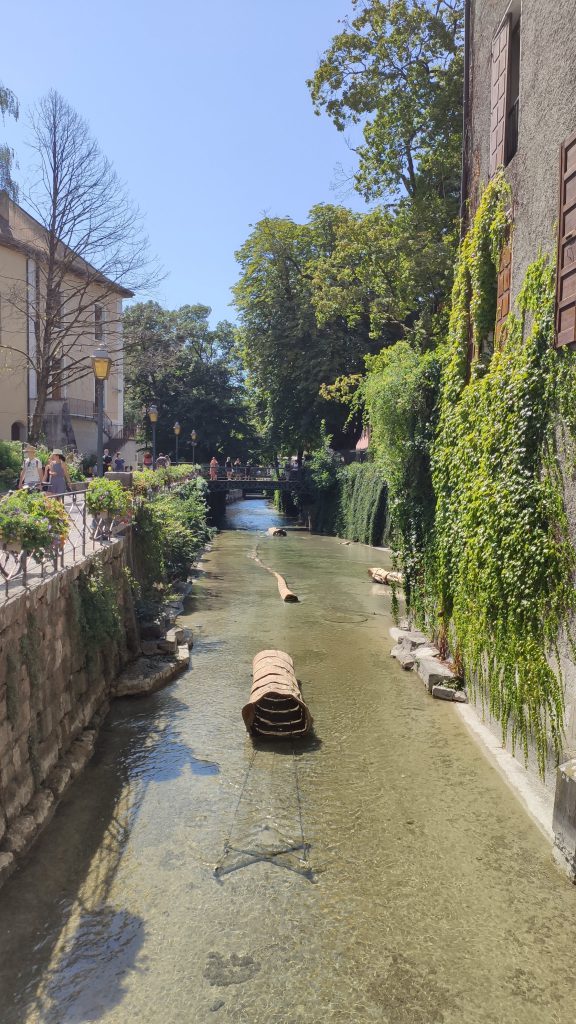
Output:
top-left (0, 440), bottom-right (22, 491)
top-left (431, 175), bottom-right (576, 772)
top-left (124, 302), bottom-right (257, 462)
top-left (0, 490), bottom-right (69, 559)
top-left (308, 0), bottom-right (463, 209)
top-left (86, 477), bottom-right (132, 517)
top-left (0, 80), bottom-right (19, 199)
top-left (336, 461), bottom-right (388, 545)
top-left (75, 564), bottom-right (122, 654)
top-left (132, 477), bottom-right (211, 598)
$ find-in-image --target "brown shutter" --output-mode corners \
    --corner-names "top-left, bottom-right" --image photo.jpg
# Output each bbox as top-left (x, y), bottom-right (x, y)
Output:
top-left (556, 131), bottom-right (576, 347)
top-left (490, 17), bottom-right (510, 177)
top-left (495, 238), bottom-right (512, 345)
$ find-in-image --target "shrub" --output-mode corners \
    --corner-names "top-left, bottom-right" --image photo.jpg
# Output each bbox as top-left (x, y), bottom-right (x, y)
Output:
top-left (86, 478), bottom-right (132, 518)
top-left (0, 491), bottom-right (69, 559)
top-left (0, 441), bottom-right (22, 492)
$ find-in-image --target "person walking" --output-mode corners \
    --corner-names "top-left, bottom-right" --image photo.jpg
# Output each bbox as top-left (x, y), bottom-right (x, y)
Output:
top-left (113, 451), bottom-right (125, 471)
top-left (44, 451), bottom-right (72, 496)
top-left (143, 450), bottom-right (153, 469)
top-left (209, 456), bottom-right (219, 481)
top-left (225, 456), bottom-right (233, 480)
top-left (19, 445), bottom-right (43, 491)
top-left (155, 452), bottom-right (168, 469)
top-left (233, 457), bottom-right (242, 479)
top-left (103, 449), bottom-right (113, 472)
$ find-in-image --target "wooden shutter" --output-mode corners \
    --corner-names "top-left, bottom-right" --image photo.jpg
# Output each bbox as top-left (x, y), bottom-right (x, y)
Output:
top-left (490, 17), bottom-right (510, 177)
top-left (556, 131), bottom-right (576, 347)
top-left (495, 238), bottom-right (512, 345)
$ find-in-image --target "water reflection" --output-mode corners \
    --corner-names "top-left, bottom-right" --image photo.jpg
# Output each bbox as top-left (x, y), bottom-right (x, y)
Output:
top-left (1, 500), bottom-right (576, 1023)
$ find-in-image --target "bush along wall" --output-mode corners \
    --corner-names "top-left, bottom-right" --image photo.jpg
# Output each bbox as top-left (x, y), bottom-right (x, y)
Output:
top-left (302, 449), bottom-right (389, 548)
top-left (427, 172), bottom-right (576, 773)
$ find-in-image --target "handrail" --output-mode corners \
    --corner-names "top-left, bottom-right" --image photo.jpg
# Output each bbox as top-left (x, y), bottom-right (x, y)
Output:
top-left (0, 489), bottom-right (130, 601)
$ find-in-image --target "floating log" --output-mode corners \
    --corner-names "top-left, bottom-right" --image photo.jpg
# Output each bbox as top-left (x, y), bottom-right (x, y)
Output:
top-left (242, 650), bottom-right (312, 738)
top-left (267, 527), bottom-right (287, 537)
top-left (274, 572), bottom-right (299, 602)
top-left (368, 567), bottom-right (403, 586)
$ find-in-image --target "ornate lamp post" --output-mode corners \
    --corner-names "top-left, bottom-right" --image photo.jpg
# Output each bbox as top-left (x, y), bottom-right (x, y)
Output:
top-left (91, 346), bottom-right (113, 477)
top-left (191, 429), bottom-right (198, 465)
top-left (147, 404), bottom-right (159, 467)
top-left (173, 421), bottom-right (181, 464)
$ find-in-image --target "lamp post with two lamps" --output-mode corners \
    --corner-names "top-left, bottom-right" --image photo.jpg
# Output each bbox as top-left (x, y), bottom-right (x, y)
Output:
top-left (173, 421), bottom-right (181, 464)
top-left (91, 346), bottom-right (113, 477)
top-left (147, 404), bottom-right (159, 467)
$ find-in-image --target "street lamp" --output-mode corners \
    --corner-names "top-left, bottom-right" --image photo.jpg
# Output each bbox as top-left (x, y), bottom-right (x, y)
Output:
top-left (173, 421), bottom-right (181, 464)
top-left (91, 346), bottom-right (113, 477)
top-left (147, 404), bottom-right (159, 467)
top-left (191, 429), bottom-right (198, 465)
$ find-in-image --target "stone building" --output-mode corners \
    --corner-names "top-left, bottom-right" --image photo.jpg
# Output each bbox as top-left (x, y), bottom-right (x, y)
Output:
top-left (463, 0), bottom-right (576, 862)
top-left (0, 190), bottom-right (132, 454)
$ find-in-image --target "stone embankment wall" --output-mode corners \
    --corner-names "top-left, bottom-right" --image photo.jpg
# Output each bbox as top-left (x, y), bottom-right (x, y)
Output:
top-left (0, 539), bottom-right (139, 887)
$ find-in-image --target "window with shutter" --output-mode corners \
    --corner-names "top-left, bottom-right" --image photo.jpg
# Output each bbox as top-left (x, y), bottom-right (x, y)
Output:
top-left (490, 17), bottom-right (510, 177)
top-left (556, 131), bottom-right (576, 347)
top-left (495, 238), bottom-right (512, 345)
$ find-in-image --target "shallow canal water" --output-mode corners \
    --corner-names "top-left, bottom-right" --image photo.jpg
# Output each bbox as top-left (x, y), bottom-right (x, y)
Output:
top-left (1, 499), bottom-right (576, 1023)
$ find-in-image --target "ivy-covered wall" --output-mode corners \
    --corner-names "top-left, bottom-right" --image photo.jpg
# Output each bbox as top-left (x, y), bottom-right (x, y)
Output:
top-left (307, 461), bottom-right (389, 548)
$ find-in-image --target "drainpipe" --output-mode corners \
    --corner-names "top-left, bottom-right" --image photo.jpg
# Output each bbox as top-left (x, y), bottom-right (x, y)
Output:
top-left (459, 0), bottom-right (471, 238)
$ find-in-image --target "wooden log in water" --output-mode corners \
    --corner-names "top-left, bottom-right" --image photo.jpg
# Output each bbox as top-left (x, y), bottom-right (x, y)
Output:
top-left (275, 572), bottom-right (299, 602)
top-left (368, 567), bottom-right (403, 586)
top-left (243, 650), bottom-right (312, 737)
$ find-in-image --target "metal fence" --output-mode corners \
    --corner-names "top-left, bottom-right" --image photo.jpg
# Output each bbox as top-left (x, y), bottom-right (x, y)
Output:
top-left (0, 490), bottom-right (128, 601)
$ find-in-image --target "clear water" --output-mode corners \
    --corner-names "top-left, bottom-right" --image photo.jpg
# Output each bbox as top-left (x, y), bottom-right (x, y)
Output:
top-left (1, 500), bottom-right (576, 1023)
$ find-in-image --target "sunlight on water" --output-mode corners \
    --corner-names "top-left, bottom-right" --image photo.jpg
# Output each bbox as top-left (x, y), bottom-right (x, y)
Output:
top-left (0, 500), bottom-right (575, 1023)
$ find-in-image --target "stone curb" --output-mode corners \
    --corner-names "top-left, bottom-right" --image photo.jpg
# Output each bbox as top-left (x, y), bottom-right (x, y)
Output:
top-left (389, 626), bottom-right (468, 704)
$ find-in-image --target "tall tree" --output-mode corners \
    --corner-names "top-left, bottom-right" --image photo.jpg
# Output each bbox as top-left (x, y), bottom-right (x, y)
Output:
top-left (308, 0), bottom-right (463, 209)
top-left (3, 90), bottom-right (160, 439)
top-left (123, 302), bottom-right (256, 461)
top-left (233, 207), bottom-right (379, 457)
top-left (0, 80), bottom-right (19, 199)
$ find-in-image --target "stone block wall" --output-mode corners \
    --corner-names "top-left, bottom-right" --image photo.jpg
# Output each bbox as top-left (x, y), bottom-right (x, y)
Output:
top-left (0, 539), bottom-right (139, 885)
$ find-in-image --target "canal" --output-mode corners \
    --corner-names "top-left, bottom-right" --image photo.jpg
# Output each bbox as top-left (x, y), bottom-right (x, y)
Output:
top-left (1, 499), bottom-right (576, 1023)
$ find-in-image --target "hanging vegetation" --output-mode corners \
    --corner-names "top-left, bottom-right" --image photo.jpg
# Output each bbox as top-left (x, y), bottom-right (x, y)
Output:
top-left (431, 173), bottom-right (576, 772)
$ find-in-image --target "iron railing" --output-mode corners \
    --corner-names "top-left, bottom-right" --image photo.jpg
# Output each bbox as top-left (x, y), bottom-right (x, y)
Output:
top-left (0, 490), bottom-right (130, 601)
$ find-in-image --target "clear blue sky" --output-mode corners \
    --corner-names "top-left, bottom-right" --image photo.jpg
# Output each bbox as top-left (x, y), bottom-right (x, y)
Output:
top-left (2, 0), bottom-right (370, 325)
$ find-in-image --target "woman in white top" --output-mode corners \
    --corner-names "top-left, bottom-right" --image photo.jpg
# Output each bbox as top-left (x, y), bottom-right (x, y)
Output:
top-left (19, 445), bottom-right (44, 490)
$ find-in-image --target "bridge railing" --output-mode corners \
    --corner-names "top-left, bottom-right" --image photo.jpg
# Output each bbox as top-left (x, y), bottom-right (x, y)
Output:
top-left (198, 464), bottom-right (302, 483)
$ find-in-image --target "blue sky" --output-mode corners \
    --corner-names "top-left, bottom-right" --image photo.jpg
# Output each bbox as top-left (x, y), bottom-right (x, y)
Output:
top-left (2, 0), bottom-right (370, 325)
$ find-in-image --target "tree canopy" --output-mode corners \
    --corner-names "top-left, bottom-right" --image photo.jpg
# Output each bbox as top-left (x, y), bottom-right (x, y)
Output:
top-left (308, 0), bottom-right (464, 209)
top-left (123, 301), bottom-right (257, 462)
top-left (0, 80), bottom-right (19, 199)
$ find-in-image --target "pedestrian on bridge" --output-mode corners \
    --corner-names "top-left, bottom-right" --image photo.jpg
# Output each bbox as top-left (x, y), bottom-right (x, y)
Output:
top-left (209, 456), bottom-right (219, 480)
top-left (225, 457), bottom-right (233, 480)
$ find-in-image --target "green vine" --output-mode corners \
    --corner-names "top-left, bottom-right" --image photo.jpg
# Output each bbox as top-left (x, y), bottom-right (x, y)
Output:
top-left (75, 564), bottom-right (122, 655)
top-left (431, 174), bottom-right (576, 772)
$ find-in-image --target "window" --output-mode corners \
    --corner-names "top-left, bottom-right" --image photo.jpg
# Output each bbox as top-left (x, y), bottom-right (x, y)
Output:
top-left (94, 303), bottom-right (104, 341)
top-left (555, 131), bottom-right (576, 347)
top-left (490, 9), bottom-right (520, 176)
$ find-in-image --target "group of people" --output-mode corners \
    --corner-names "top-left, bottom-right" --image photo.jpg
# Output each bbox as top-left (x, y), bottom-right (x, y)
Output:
top-left (19, 445), bottom-right (72, 496)
top-left (142, 451), bottom-right (171, 469)
top-left (209, 457), bottom-right (254, 481)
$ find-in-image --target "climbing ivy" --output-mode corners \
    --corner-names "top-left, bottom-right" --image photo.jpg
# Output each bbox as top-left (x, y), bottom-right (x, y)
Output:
top-left (431, 174), bottom-right (576, 772)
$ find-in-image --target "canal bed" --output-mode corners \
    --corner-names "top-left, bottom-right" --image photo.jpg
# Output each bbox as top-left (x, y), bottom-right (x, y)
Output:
top-left (0, 499), bottom-right (575, 1023)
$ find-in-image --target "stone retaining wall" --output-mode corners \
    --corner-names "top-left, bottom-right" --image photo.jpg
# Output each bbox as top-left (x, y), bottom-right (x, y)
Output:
top-left (0, 538), bottom-right (139, 887)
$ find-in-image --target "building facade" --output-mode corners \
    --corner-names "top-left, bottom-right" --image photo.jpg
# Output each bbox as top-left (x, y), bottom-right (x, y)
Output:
top-left (464, 0), bottom-right (576, 792)
top-left (0, 191), bottom-right (131, 455)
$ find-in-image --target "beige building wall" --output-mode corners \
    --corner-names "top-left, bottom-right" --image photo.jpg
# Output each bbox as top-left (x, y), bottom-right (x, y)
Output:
top-left (0, 193), bottom-right (128, 448)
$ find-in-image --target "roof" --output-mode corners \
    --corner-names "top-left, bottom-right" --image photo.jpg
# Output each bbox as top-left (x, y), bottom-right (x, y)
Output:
top-left (0, 191), bottom-right (134, 299)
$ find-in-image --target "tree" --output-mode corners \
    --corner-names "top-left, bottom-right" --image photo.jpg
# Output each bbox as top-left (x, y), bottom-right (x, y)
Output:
top-left (308, 0), bottom-right (463, 209)
top-left (233, 207), bottom-right (382, 458)
top-left (0, 80), bottom-right (19, 199)
top-left (123, 302), bottom-right (257, 461)
top-left (3, 90), bottom-right (160, 440)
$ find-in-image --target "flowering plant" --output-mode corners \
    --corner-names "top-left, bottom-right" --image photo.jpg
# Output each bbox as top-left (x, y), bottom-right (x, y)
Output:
top-left (0, 491), bottom-right (69, 558)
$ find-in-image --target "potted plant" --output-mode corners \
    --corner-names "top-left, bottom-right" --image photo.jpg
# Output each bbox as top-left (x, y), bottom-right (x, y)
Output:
top-left (0, 491), bottom-right (69, 561)
top-left (86, 477), bottom-right (132, 519)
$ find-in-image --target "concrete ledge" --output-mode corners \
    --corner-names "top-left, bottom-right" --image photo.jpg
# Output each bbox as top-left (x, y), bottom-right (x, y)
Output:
top-left (114, 646), bottom-right (190, 698)
top-left (553, 759), bottom-right (576, 882)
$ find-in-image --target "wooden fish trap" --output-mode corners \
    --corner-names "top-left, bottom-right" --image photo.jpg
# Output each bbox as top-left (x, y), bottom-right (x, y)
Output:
top-left (242, 650), bottom-right (312, 738)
